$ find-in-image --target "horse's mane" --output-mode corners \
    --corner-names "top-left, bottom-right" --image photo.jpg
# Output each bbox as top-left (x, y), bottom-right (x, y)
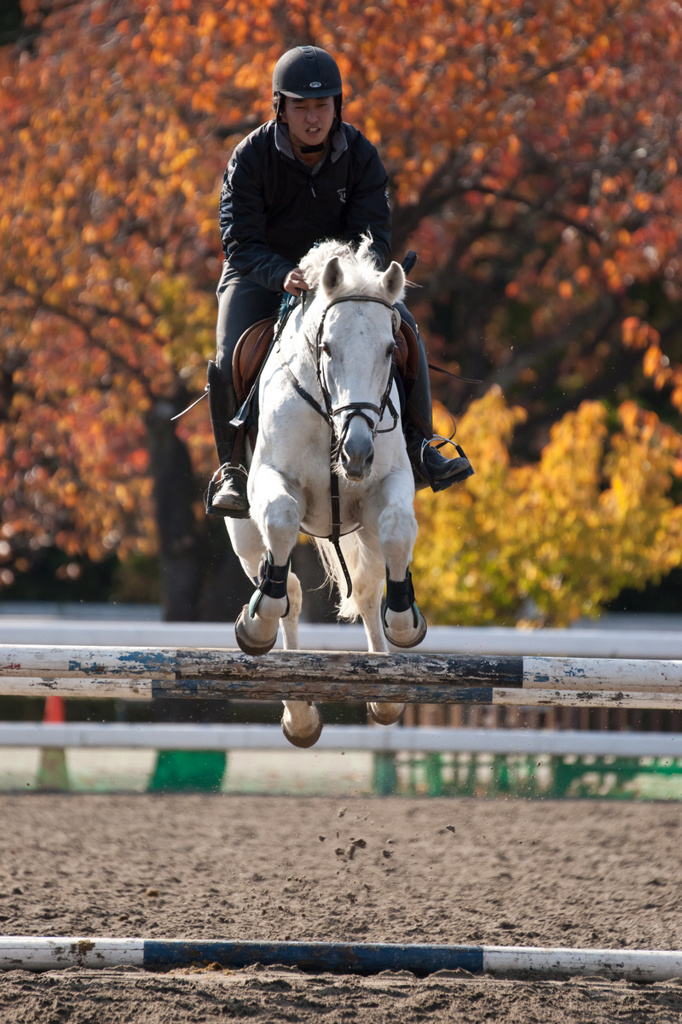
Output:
top-left (299, 235), bottom-right (394, 297)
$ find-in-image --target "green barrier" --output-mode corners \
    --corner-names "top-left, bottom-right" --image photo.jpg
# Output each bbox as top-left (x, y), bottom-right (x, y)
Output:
top-left (36, 748), bottom-right (70, 791)
top-left (147, 751), bottom-right (227, 792)
top-left (377, 752), bottom-right (682, 800)
top-left (372, 751), bottom-right (398, 796)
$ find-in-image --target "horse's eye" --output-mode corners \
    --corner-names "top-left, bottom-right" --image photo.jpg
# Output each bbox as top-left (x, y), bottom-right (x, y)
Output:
top-left (386, 342), bottom-right (396, 358)
top-left (321, 342), bottom-right (331, 357)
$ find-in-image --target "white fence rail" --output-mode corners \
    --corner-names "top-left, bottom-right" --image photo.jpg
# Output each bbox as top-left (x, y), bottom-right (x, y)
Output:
top-left (1, 723), bottom-right (681, 758)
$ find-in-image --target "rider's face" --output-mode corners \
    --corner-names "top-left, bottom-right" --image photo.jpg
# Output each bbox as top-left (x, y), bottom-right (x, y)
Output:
top-left (281, 96), bottom-right (336, 150)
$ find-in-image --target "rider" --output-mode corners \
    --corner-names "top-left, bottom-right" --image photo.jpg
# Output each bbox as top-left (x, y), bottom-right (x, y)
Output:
top-left (208, 44), bottom-right (474, 515)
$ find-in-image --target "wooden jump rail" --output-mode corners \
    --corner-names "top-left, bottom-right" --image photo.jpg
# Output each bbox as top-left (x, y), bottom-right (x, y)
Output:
top-left (0, 645), bottom-right (681, 708)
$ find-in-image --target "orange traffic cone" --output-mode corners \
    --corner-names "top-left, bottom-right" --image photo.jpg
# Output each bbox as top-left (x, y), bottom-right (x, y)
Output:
top-left (36, 696), bottom-right (69, 790)
top-left (43, 696), bottom-right (66, 724)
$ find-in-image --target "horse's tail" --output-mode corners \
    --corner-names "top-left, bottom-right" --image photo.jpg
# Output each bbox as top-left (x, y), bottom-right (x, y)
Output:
top-left (313, 534), bottom-right (383, 622)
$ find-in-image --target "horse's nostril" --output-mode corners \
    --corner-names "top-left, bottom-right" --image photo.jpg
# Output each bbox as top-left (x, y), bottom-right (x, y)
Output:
top-left (341, 448), bottom-right (374, 481)
top-left (341, 436), bottom-right (374, 472)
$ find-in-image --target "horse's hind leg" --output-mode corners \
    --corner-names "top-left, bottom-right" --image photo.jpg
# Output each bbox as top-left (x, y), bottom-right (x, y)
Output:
top-left (280, 569), bottom-right (323, 748)
top-left (345, 539), bottom-right (406, 728)
top-left (354, 475), bottom-right (426, 732)
top-left (226, 517), bottom-right (265, 592)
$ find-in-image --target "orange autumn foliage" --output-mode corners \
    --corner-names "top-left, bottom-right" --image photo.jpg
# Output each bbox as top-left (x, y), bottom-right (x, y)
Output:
top-left (2, 0), bottom-right (682, 618)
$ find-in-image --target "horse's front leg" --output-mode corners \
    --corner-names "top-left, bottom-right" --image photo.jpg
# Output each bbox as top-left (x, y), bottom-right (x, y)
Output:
top-left (234, 464), bottom-right (321, 745)
top-left (372, 472), bottom-right (427, 650)
top-left (234, 465), bottom-right (302, 657)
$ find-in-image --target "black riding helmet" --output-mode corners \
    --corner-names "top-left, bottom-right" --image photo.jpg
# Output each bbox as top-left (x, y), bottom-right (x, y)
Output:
top-left (272, 45), bottom-right (343, 123)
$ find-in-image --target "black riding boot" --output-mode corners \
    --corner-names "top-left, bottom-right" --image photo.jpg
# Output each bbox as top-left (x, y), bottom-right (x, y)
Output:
top-left (404, 332), bottom-right (474, 492)
top-left (206, 360), bottom-right (249, 518)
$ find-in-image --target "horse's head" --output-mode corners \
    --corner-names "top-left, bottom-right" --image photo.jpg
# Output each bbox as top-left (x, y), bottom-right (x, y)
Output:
top-left (316, 253), bottom-right (405, 482)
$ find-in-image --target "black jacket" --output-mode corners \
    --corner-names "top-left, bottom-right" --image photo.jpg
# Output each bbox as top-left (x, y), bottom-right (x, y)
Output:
top-left (219, 120), bottom-right (391, 292)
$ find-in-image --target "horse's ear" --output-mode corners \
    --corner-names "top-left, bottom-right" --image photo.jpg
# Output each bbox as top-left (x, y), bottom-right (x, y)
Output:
top-left (321, 256), bottom-right (344, 296)
top-left (381, 261), bottom-right (405, 303)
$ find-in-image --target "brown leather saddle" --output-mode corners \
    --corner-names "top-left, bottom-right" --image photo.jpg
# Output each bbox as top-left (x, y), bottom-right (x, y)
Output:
top-left (233, 313), bottom-right (420, 409)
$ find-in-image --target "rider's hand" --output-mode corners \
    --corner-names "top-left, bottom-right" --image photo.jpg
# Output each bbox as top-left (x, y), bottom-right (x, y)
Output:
top-left (283, 268), bottom-right (310, 296)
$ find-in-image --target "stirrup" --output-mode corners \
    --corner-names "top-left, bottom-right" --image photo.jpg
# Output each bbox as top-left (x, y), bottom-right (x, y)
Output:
top-left (205, 464), bottom-right (250, 519)
top-left (419, 436), bottom-right (474, 492)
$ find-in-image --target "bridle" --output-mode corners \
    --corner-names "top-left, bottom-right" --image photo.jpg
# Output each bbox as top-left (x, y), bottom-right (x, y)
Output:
top-left (312, 294), bottom-right (400, 448)
top-left (278, 293), bottom-right (399, 444)
top-left (276, 292), bottom-right (401, 597)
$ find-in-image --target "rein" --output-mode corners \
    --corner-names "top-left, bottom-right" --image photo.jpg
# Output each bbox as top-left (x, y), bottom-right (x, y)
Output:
top-left (277, 293), bottom-right (400, 598)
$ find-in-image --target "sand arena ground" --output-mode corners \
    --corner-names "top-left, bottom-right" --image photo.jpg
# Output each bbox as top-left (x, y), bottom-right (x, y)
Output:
top-left (1, 793), bottom-right (681, 1022)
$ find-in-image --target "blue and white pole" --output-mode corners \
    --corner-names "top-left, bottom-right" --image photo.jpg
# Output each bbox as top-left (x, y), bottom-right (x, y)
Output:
top-left (1, 937), bottom-right (682, 981)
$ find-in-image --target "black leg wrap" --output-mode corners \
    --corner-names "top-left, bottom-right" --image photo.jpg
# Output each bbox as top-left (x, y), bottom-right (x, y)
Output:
top-left (248, 552), bottom-right (291, 618)
top-left (382, 568), bottom-right (425, 643)
top-left (385, 569), bottom-right (416, 613)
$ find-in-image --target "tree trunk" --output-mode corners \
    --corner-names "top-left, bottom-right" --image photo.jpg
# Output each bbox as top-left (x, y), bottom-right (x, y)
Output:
top-left (147, 396), bottom-right (257, 623)
top-left (147, 399), bottom-right (202, 621)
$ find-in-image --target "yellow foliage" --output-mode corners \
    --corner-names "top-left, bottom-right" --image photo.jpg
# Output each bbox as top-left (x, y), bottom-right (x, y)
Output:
top-left (413, 389), bottom-right (682, 626)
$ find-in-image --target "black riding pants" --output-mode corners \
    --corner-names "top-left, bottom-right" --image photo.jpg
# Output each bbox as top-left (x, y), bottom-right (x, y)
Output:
top-left (215, 263), bottom-right (281, 383)
top-left (215, 261), bottom-right (432, 436)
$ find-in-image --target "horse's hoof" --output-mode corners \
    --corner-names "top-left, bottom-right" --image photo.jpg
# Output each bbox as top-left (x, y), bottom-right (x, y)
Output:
top-left (281, 704), bottom-right (323, 748)
top-left (383, 607), bottom-right (428, 649)
top-left (368, 702), bottom-right (405, 726)
top-left (234, 605), bottom-right (278, 656)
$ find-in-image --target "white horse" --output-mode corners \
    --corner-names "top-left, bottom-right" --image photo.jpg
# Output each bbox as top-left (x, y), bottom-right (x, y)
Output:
top-left (227, 238), bottom-right (426, 747)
